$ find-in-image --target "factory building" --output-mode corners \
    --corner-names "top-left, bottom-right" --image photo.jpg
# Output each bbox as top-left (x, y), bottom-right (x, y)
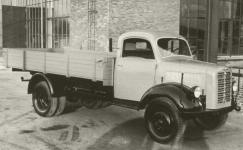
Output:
top-left (1, 0), bottom-right (243, 65)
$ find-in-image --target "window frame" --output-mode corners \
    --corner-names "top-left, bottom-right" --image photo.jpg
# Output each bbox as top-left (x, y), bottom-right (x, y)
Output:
top-left (179, 0), bottom-right (209, 61)
top-left (25, 0), bottom-right (70, 48)
top-left (122, 37), bottom-right (155, 60)
top-left (218, 0), bottom-right (243, 56)
top-left (157, 37), bottom-right (192, 58)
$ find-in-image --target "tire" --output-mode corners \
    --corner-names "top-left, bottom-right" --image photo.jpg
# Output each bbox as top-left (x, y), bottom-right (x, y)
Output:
top-left (83, 96), bottom-right (103, 109)
top-left (90, 99), bottom-right (103, 109)
top-left (144, 97), bottom-right (184, 144)
top-left (32, 81), bottom-right (58, 117)
top-left (99, 100), bottom-right (112, 108)
top-left (194, 113), bottom-right (228, 130)
top-left (63, 99), bottom-right (83, 113)
top-left (55, 96), bottom-right (67, 116)
top-left (55, 96), bottom-right (84, 116)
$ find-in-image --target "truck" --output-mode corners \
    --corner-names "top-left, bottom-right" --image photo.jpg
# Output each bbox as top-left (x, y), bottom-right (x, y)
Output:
top-left (1, 0), bottom-right (241, 144)
top-left (3, 31), bottom-right (241, 143)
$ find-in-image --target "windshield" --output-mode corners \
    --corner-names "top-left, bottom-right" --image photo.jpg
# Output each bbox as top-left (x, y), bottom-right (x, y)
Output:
top-left (157, 38), bottom-right (191, 57)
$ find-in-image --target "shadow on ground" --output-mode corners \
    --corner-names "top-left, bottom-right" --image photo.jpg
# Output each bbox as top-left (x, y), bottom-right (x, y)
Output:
top-left (87, 118), bottom-right (209, 150)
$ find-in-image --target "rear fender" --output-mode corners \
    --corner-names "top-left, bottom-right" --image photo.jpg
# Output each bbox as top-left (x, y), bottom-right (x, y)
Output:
top-left (28, 73), bottom-right (54, 95)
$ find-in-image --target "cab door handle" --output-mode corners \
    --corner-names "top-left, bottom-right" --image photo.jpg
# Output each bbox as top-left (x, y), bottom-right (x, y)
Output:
top-left (116, 64), bottom-right (123, 67)
top-left (96, 59), bottom-right (103, 63)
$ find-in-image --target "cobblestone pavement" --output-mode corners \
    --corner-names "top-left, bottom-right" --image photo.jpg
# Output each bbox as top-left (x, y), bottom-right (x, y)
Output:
top-left (1, 60), bottom-right (243, 150)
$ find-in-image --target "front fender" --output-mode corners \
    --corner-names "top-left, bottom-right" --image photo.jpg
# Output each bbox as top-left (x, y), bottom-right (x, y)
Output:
top-left (139, 83), bottom-right (201, 111)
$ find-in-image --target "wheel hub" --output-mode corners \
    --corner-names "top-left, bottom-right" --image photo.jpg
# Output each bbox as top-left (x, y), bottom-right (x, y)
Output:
top-left (34, 88), bottom-right (50, 113)
top-left (151, 112), bottom-right (174, 137)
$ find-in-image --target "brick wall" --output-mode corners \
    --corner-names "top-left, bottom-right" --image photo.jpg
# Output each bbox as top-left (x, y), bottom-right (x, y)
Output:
top-left (110, 0), bottom-right (180, 50)
top-left (70, 0), bottom-right (180, 52)
top-left (70, 0), bottom-right (109, 51)
top-left (70, 0), bottom-right (88, 50)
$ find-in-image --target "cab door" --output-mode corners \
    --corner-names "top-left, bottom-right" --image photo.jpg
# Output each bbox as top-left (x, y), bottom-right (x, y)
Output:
top-left (114, 38), bottom-right (157, 101)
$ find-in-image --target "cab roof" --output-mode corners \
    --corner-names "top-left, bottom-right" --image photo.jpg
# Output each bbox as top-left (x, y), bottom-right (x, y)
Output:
top-left (119, 30), bottom-right (186, 41)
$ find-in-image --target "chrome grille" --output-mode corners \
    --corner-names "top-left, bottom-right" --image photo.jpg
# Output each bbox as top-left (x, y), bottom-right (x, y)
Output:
top-left (218, 71), bottom-right (231, 104)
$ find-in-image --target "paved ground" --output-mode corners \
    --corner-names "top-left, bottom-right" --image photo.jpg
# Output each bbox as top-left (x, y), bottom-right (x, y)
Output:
top-left (1, 58), bottom-right (243, 150)
top-left (0, 57), bottom-right (4, 70)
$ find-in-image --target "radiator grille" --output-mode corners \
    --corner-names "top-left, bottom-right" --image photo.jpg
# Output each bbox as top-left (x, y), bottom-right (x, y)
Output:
top-left (218, 71), bottom-right (231, 104)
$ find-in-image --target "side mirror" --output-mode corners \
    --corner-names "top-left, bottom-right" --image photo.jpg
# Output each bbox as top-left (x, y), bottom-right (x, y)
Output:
top-left (192, 54), bottom-right (198, 60)
top-left (191, 49), bottom-right (198, 55)
top-left (191, 48), bottom-right (198, 60)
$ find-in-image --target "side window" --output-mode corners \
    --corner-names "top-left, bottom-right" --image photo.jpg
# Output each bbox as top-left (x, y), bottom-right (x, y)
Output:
top-left (122, 38), bottom-right (155, 59)
top-left (158, 38), bottom-right (191, 56)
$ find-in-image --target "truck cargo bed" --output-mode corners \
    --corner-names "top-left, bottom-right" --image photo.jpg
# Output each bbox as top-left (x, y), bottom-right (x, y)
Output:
top-left (4, 48), bottom-right (116, 86)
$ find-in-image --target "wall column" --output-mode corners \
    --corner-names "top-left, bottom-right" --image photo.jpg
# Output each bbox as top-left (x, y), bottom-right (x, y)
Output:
top-left (0, 0), bottom-right (2, 54)
top-left (206, 0), bottom-right (219, 63)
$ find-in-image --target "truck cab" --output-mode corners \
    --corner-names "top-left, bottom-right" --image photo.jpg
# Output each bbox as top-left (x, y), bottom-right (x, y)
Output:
top-left (113, 31), bottom-right (239, 143)
top-left (115, 31), bottom-right (233, 110)
top-left (115, 32), bottom-right (192, 102)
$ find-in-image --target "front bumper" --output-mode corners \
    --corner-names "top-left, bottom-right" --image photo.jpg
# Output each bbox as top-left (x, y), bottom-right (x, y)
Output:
top-left (181, 106), bottom-right (234, 118)
top-left (181, 95), bottom-right (241, 118)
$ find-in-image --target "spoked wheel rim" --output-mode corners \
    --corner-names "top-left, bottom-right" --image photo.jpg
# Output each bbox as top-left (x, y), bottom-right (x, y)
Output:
top-left (33, 86), bottom-right (51, 113)
top-left (149, 110), bottom-right (176, 140)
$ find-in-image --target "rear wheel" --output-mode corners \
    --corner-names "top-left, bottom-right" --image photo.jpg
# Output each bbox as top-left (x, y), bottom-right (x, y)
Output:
top-left (144, 97), bottom-right (184, 143)
top-left (83, 96), bottom-right (99, 109)
top-left (55, 95), bottom-right (84, 116)
top-left (194, 113), bottom-right (228, 130)
top-left (83, 95), bottom-right (111, 109)
top-left (32, 81), bottom-right (58, 117)
top-left (55, 96), bottom-right (67, 116)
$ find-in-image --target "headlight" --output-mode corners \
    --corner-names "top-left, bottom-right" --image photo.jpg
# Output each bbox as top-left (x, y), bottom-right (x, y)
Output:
top-left (233, 81), bottom-right (238, 92)
top-left (193, 86), bottom-right (202, 98)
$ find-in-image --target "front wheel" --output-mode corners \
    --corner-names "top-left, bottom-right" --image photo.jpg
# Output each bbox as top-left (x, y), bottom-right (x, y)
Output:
top-left (194, 113), bottom-right (228, 130)
top-left (144, 97), bottom-right (184, 144)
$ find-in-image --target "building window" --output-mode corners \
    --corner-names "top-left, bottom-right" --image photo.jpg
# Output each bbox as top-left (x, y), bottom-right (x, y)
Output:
top-left (26, 0), bottom-right (70, 48)
top-left (26, 0), bottom-right (43, 48)
top-left (2, 0), bottom-right (70, 48)
top-left (180, 0), bottom-right (209, 61)
top-left (218, 0), bottom-right (243, 56)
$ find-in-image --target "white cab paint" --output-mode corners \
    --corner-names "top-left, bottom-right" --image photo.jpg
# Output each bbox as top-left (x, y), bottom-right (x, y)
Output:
top-left (114, 57), bottom-right (156, 101)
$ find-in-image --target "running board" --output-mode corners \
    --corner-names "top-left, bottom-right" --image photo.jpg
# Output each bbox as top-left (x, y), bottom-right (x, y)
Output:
top-left (113, 99), bottom-right (140, 110)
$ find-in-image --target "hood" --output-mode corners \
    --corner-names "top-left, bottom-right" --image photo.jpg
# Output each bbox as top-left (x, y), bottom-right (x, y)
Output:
top-left (159, 56), bottom-right (227, 74)
top-left (157, 56), bottom-right (232, 109)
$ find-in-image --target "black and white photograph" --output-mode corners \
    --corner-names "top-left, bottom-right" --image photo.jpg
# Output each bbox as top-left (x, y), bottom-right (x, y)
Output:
top-left (1, 0), bottom-right (243, 149)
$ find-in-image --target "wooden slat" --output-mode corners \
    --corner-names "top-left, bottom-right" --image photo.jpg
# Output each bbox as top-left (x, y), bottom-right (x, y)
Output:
top-left (6, 48), bottom-right (116, 85)
top-left (25, 51), bottom-right (45, 72)
top-left (7, 49), bottom-right (24, 69)
top-left (46, 53), bottom-right (68, 75)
